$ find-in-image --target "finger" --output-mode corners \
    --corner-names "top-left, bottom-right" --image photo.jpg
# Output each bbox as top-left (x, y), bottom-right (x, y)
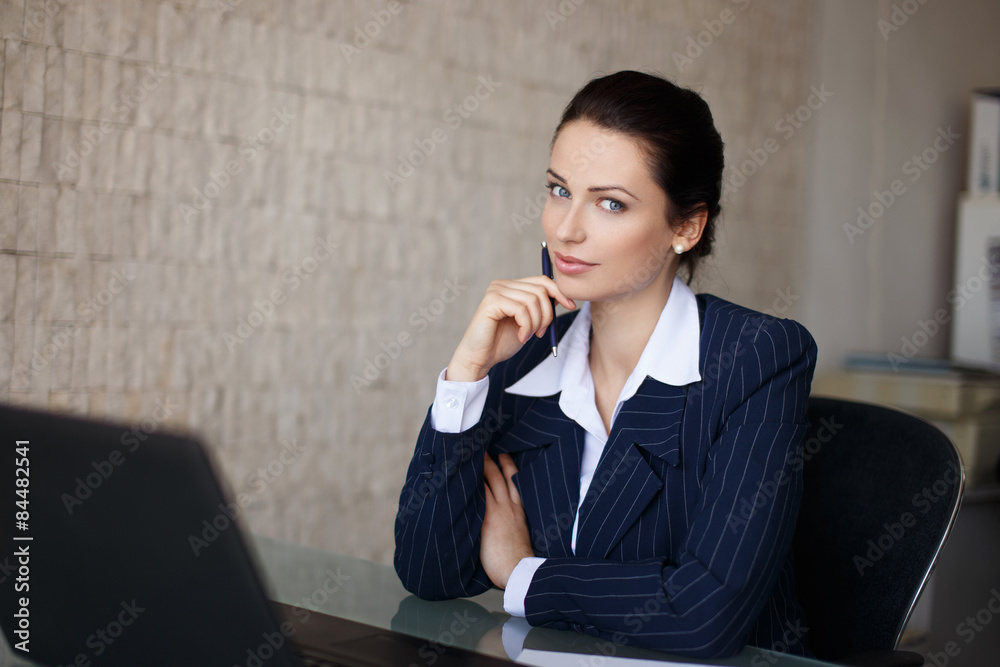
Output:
top-left (506, 277), bottom-right (576, 334)
top-left (489, 278), bottom-right (575, 337)
top-left (500, 295), bottom-right (543, 344)
top-left (545, 280), bottom-right (577, 312)
top-left (497, 454), bottom-right (522, 505)
top-left (482, 453), bottom-right (497, 502)
top-left (482, 453), bottom-right (508, 503)
top-left (490, 288), bottom-right (545, 342)
top-left (500, 279), bottom-right (564, 325)
top-left (528, 275), bottom-right (577, 311)
top-left (482, 289), bottom-right (540, 344)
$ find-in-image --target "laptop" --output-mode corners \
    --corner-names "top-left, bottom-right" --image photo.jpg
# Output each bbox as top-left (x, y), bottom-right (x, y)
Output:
top-left (0, 403), bottom-right (513, 666)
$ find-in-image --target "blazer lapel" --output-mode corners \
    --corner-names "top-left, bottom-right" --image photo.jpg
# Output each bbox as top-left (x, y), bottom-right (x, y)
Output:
top-left (493, 395), bottom-right (583, 558)
top-left (575, 378), bottom-right (688, 559)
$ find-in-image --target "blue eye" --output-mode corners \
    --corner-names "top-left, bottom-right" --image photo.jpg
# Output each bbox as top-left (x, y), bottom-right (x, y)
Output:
top-left (548, 183), bottom-right (570, 198)
top-left (599, 199), bottom-right (624, 213)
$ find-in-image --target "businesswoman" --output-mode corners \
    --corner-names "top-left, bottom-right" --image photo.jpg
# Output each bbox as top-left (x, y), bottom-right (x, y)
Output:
top-left (394, 70), bottom-right (817, 659)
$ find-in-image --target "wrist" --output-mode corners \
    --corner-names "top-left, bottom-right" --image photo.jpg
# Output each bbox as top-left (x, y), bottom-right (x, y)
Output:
top-left (446, 357), bottom-right (488, 382)
top-left (501, 549), bottom-right (535, 589)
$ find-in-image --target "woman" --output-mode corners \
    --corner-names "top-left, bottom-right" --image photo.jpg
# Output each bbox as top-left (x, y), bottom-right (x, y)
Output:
top-left (394, 70), bottom-right (817, 659)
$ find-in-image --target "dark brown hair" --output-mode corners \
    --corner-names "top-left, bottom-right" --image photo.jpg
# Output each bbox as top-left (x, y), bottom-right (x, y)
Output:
top-left (551, 70), bottom-right (724, 284)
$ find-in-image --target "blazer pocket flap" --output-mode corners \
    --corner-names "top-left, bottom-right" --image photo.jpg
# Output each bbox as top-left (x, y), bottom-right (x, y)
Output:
top-left (492, 419), bottom-right (555, 454)
top-left (635, 440), bottom-right (682, 467)
top-left (490, 396), bottom-right (579, 455)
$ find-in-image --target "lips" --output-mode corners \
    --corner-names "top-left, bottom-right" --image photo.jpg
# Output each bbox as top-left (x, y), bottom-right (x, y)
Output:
top-left (553, 251), bottom-right (597, 275)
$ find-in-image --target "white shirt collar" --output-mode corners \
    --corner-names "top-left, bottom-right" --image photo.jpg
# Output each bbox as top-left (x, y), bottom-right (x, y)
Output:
top-left (505, 275), bottom-right (702, 409)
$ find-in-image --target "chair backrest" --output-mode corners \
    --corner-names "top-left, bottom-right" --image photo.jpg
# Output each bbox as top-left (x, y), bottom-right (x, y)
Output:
top-left (792, 396), bottom-right (964, 661)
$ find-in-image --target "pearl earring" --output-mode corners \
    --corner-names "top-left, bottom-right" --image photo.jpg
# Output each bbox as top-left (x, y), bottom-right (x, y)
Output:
top-left (674, 244), bottom-right (685, 254)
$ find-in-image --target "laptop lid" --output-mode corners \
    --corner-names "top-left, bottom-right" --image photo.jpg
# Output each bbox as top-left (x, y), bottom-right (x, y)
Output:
top-left (0, 403), bottom-right (298, 666)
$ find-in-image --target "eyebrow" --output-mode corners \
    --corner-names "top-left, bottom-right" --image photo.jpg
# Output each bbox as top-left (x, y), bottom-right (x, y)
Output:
top-left (546, 169), bottom-right (641, 202)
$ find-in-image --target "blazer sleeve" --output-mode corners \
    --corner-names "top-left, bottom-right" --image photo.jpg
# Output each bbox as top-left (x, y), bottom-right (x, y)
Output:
top-left (393, 328), bottom-right (555, 600)
top-left (392, 401), bottom-right (497, 600)
top-left (521, 316), bottom-right (818, 659)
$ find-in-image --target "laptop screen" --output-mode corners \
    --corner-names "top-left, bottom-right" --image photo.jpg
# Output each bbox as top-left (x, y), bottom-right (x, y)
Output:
top-left (0, 403), bottom-right (298, 667)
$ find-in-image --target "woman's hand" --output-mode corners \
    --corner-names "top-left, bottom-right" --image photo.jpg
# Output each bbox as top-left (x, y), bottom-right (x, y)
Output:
top-left (481, 453), bottom-right (534, 589)
top-left (446, 277), bottom-right (576, 382)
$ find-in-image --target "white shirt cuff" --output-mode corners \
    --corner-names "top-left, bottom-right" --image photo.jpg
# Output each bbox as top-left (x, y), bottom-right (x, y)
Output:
top-left (501, 616), bottom-right (534, 659)
top-left (502, 557), bottom-right (545, 617)
top-left (429, 367), bottom-right (489, 433)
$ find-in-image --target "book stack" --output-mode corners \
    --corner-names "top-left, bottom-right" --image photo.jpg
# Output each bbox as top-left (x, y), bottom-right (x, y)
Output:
top-left (950, 194), bottom-right (1000, 368)
top-left (813, 354), bottom-right (1000, 487)
top-left (968, 89), bottom-right (1000, 196)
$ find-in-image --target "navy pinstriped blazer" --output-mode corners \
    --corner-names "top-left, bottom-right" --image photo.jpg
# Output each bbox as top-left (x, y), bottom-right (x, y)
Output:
top-left (394, 293), bottom-right (818, 659)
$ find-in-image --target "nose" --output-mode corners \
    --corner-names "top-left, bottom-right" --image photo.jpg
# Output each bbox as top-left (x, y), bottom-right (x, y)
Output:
top-left (549, 200), bottom-right (586, 245)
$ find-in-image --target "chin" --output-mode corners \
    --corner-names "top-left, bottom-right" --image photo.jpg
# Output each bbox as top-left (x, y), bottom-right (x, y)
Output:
top-left (560, 278), bottom-right (661, 309)
top-left (557, 284), bottom-right (611, 305)
top-left (556, 268), bottom-right (624, 299)
top-left (551, 276), bottom-right (588, 302)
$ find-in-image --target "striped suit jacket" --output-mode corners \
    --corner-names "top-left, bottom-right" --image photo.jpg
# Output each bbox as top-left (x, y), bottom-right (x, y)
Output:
top-left (394, 293), bottom-right (818, 659)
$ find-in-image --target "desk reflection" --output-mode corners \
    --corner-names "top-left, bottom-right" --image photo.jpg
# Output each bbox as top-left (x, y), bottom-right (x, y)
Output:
top-left (253, 535), bottom-right (837, 667)
top-left (0, 534), bottom-right (839, 666)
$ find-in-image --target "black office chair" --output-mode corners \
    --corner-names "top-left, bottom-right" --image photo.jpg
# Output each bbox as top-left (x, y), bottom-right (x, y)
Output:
top-left (792, 397), bottom-right (964, 667)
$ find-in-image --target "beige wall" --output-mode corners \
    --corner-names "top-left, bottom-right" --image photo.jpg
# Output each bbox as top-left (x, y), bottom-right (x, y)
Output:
top-left (0, 0), bottom-right (815, 563)
top-left (802, 0), bottom-right (1000, 370)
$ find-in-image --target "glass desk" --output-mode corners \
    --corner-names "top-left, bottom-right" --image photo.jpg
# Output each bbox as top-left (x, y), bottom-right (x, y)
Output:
top-left (0, 534), bottom-right (841, 667)
top-left (251, 535), bottom-right (838, 667)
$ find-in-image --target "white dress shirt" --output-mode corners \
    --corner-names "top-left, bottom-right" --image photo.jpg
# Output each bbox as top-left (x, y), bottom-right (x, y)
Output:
top-left (429, 275), bottom-right (702, 617)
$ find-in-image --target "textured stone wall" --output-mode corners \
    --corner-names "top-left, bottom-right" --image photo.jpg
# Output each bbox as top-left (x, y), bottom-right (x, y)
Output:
top-left (0, 0), bottom-right (813, 563)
